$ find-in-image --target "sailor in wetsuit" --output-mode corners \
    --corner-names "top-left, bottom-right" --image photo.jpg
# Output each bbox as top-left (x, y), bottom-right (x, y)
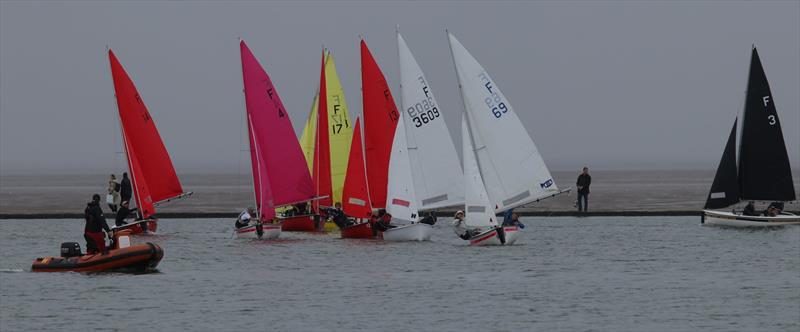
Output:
top-left (84, 194), bottom-right (112, 254)
top-left (236, 207), bottom-right (256, 229)
top-left (324, 202), bottom-right (350, 229)
top-left (115, 201), bottom-right (138, 227)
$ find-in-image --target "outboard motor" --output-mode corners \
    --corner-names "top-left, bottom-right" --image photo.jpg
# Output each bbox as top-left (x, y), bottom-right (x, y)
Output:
top-left (60, 242), bottom-right (82, 257)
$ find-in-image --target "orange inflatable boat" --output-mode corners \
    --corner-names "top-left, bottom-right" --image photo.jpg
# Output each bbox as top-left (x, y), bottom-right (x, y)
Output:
top-left (31, 230), bottom-right (163, 273)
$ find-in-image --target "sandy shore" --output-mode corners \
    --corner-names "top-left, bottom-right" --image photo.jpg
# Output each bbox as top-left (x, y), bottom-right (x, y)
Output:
top-left (2, 170), bottom-right (798, 216)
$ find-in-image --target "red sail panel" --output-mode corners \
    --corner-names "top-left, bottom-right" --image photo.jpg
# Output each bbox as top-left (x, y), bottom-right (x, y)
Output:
top-left (342, 118), bottom-right (372, 218)
top-left (109, 50), bottom-right (184, 207)
top-left (121, 125), bottom-right (155, 219)
top-left (360, 40), bottom-right (399, 208)
top-left (240, 41), bottom-right (314, 211)
top-left (313, 51), bottom-right (333, 209)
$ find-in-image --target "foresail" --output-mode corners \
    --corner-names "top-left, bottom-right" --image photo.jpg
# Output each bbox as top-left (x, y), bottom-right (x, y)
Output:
top-left (325, 53), bottom-right (354, 206)
top-left (447, 32), bottom-right (558, 212)
top-left (397, 32), bottom-right (464, 210)
top-left (299, 92), bottom-right (319, 174)
top-left (462, 115), bottom-right (497, 228)
top-left (109, 50), bottom-right (184, 213)
top-left (705, 119), bottom-right (740, 209)
top-left (385, 116), bottom-right (419, 222)
top-left (738, 47), bottom-right (796, 202)
top-left (361, 40), bottom-right (399, 209)
top-left (342, 118), bottom-right (373, 218)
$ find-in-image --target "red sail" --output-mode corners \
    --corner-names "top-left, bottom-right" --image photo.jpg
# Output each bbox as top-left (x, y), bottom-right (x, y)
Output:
top-left (342, 118), bottom-right (372, 218)
top-left (360, 40), bottom-right (399, 208)
top-left (109, 50), bottom-right (183, 218)
top-left (313, 51), bottom-right (333, 209)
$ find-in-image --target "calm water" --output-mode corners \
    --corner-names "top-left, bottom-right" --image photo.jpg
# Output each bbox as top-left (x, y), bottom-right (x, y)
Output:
top-left (1, 217), bottom-right (798, 332)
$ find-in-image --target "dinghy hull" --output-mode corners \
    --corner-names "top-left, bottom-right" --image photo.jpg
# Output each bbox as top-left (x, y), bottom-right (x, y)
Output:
top-left (341, 222), bottom-right (377, 239)
top-left (235, 223), bottom-right (281, 239)
top-left (31, 243), bottom-right (163, 273)
top-left (382, 223), bottom-right (433, 241)
top-left (468, 226), bottom-right (521, 246)
top-left (111, 219), bottom-right (157, 235)
top-left (702, 210), bottom-right (800, 227)
top-left (280, 215), bottom-right (317, 232)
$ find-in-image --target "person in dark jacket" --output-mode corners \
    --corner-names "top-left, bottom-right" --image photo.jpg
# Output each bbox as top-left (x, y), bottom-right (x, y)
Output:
top-left (742, 201), bottom-right (757, 216)
top-left (419, 211), bottom-right (437, 225)
top-left (84, 194), bottom-right (111, 254)
top-left (576, 167), bottom-right (591, 212)
top-left (325, 203), bottom-right (350, 229)
top-left (115, 201), bottom-right (138, 227)
top-left (120, 172), bottom-right (132, 204)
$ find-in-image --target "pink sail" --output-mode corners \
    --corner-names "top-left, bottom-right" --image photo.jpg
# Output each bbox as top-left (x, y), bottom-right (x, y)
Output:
top-left (240, 40), bottom-right (315, 220)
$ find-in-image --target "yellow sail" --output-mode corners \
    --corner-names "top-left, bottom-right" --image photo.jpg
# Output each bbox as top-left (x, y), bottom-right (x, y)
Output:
top-left (298, 92), bottom-right (318, 173)
top-left (324, 52), bottom-right (353, 205)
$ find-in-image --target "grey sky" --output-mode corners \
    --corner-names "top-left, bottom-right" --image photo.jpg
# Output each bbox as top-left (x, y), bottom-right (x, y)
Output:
top-left (1, 0), bottom-right (798, 175)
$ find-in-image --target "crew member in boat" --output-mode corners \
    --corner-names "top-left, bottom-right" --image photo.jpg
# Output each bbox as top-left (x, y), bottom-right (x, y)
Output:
top-left (326, 202), bottom-right (350, 229)
top-left (236, 207), bottom-right (256, 229)
top-left (84, 194), bottom-right (112, 254)
top-left (115, 201), bottom-right (138, 227)
top-left (419, 211), bottom-right (437, 225)
top-left (451, 210), bottom-right (471, 240)
top-left (763, 202), bottom-right (784, 217)
top-left (742, 201), bottom-right (757, 216)
top-left (502, 210), bottom-right (525, 228)
top-left (372, 209), bottom-right (395, 231)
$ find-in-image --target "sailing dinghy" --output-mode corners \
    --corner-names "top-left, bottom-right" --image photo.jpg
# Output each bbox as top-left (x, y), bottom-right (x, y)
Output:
top-left (448, 32), bottom-right (568, 245)
top-left (236, 40), bottom-right (317, 239)
top-left (382, 33), bottom-right (465, 241)
top-left (702, 46), bottom-right (798, 227)
top-left (108, 50), bottom-right (191, 235)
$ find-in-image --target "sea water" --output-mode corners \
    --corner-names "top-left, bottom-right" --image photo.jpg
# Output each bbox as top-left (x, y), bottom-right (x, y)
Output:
top-left (1, 217), bottom-right (798, 331)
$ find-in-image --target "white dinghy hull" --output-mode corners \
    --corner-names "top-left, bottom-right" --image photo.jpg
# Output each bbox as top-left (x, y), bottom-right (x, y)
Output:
top-left (235, 223), bottom-right (281, 239)
top-left (702, 210), bottom-right (800, 227)
top-left (382, 223), bottom-right (434, 242)
top-left (468, 226), bottom-right (521, 246)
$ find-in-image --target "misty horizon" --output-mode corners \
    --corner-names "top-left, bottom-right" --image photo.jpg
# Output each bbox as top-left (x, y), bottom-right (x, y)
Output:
top-left (1, 1), bottom-right (798, 175)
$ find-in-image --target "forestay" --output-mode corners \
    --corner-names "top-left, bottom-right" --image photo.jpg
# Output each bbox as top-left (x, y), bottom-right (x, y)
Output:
top-left (397, 32), bottom-right (464, 210)
top-left (448, 32), bottom-right (559, 212)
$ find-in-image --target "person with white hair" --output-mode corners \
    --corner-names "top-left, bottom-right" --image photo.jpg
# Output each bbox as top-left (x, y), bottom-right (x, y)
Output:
top-left (451, 210), bottom-right (470, 240)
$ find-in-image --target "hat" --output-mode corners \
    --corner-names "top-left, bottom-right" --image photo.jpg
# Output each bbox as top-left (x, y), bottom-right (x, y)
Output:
top-left (455, 210), bottom-right (464, 216)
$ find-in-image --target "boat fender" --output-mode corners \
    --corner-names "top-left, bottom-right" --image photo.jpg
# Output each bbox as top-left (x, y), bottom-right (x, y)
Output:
top-left (60, 242), bottom-right (82, 257)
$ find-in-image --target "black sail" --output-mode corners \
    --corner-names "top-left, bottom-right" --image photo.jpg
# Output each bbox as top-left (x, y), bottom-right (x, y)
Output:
top-left (738, 47), bottom-right (796, 202)
top-left (705, 119), bottom-right (740, 209)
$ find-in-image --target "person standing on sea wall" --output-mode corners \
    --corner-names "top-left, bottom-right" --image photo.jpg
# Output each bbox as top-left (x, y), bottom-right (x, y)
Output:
top-left (576, 167), bottom-right (591, 212)
top-left (120, 172), bottom-right (132, 204)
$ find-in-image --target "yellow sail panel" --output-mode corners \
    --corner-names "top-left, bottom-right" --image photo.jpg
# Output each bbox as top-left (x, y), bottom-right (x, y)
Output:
top-left (324, 53), bottom-right (353, 205)
top-left (298, 92), bottom-right (318, 173)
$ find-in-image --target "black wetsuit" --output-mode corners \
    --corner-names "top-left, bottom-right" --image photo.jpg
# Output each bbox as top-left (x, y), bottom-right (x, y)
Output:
top-left (120, 177), bottom-right (132, 203)
top-left (115, 206), bottom-right (137, 226)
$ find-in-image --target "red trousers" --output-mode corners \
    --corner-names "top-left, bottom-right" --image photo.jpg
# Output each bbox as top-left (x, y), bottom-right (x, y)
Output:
top-left (84, 231), bottom-right (106, 254)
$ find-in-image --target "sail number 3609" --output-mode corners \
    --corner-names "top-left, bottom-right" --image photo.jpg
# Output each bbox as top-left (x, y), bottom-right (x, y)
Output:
top-left (480, 73), bottom-right (507, 118)
top-left (407, 76), bottom-right (441, 128)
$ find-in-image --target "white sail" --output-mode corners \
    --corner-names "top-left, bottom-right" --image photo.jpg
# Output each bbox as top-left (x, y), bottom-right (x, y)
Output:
top-left (448, 32), bottom-right (559, 212)
top-left (397, 32), bottom-right (464, 210)
top-left (462, 114), bottom-right (497, 228)
top-left (385, 115), bottom-right (419, 222)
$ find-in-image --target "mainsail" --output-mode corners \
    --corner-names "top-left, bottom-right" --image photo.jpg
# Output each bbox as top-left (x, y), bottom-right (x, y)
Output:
top-left (447, 32), bottom-right (559, 212)
top-left (737, 47), bottom-right (795, 202)
top-left (397, 32), bottom-right (464, 210)
top-left (361, 40), bottom-right (399, 208)
top-left (109, 50), bottom-right (184, 219)
top-left (240, 40), bottom-right (315, 220)
top-left (325, 52), bottom-right (354, 205)
top-left (342, 117), bottom-right (373, 218)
